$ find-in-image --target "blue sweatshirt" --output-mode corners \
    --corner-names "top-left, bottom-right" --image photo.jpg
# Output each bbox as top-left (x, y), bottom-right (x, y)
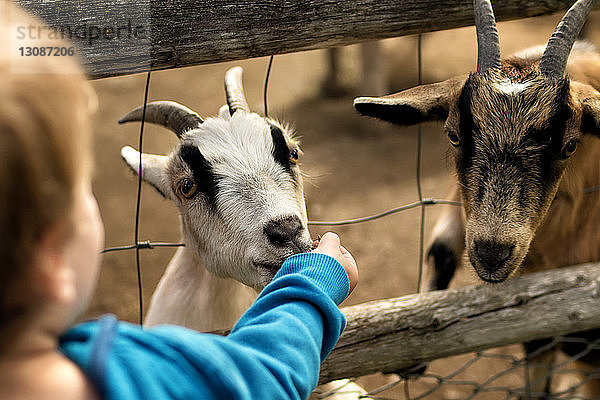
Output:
top-left (59, 253), bottom-right (349, 400)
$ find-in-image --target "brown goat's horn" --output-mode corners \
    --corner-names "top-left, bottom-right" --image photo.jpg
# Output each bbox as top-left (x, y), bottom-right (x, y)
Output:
top-left (224, 66), bottom-right (250, 115)
top-left (474, 0), bottom-right (502, 72)
top-left (540, 0), bottom-right (598, 79)
top-left (118, 101), bottom-right (203, 138)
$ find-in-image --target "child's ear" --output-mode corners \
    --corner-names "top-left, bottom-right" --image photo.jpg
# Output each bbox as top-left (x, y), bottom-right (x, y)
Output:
top-left (34, 223), bottom-right (76, 304)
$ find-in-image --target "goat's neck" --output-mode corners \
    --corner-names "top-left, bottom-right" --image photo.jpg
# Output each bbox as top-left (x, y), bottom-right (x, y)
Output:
top-left (144, 245), bottom-right (257, 332)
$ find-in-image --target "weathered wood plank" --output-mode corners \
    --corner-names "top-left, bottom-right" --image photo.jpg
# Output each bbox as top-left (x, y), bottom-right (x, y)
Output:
top-left (13, 0), bottom-right (595, 79)
top-left (319, 263), bottom-right (600, 383)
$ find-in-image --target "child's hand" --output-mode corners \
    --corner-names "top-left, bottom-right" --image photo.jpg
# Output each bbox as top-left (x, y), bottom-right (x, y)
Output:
top-left (312, 232), bottom-right (358, 296)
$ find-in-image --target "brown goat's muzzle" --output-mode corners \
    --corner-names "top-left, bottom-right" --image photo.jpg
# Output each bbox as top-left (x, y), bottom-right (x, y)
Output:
top-left (466, 225), bottom-right (532, 284)
top-left (468, 240), bottom-right (516, 283)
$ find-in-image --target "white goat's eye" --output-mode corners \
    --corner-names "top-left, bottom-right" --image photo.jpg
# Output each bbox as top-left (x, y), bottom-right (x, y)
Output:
top-left (563, 139), bottom-right (578, 158)
top-left (448, 133), bottom-right (460, 147)
top-left (179, 178), bottom-right (198, 199)
top-left (289, 149), bottom-right (299, 164)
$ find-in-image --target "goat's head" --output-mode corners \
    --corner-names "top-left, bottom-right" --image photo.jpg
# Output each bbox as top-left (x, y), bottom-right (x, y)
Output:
top-left (354, 0), bottom-right (600, 283)
top-left (119, 67), bottom-right (312, 290)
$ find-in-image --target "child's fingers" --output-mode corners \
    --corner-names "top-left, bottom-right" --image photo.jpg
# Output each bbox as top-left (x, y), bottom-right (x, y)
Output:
top-left (311, 233), bottom-right (358, 298)
top-left (315, 232), bottom-right (341, 254)
top-left (339, 245), bottom-right (358, 294)
top-left (340, 246), bottom-right (356, 265)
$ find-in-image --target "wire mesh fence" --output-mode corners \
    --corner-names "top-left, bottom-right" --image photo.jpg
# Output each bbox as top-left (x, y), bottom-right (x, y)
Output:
top-left (99, 30), bottom-right (600, 400)
top-left (317, 335), bottom-right (600, 399)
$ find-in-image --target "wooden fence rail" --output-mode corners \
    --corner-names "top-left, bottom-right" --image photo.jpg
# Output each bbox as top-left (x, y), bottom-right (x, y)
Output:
top-left (15, 0), bottom-right (597, 79)
top-left (319, 262), bottom-right (600, 384)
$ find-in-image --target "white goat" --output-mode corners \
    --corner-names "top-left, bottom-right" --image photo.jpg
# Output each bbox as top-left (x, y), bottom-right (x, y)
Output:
top-left (119, 67), bottom-right (311, 330)
top-left (120, 67), bottom-right (369, 399)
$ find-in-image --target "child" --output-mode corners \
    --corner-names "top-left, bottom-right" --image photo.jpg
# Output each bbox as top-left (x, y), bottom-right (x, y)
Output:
top-left (0, 3), bottom-right (358, 400)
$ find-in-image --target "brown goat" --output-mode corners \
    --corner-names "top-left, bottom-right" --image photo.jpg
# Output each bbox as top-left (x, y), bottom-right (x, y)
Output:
top-left (354, 0), bottom-right (600, 398)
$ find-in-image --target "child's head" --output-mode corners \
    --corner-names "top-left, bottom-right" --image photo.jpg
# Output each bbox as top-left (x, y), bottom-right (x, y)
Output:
top-left (0, 3), bottom-right (103, 344)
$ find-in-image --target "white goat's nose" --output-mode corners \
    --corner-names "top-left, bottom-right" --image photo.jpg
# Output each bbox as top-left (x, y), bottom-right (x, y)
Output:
top-left (263, 215), bottom-right (303, 247)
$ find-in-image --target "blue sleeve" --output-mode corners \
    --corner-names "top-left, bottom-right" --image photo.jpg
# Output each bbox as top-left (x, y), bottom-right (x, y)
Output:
top-left (60, 252), bottom-right (349, 400)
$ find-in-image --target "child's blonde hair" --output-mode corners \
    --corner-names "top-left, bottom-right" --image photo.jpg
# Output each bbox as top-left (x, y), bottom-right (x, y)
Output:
top-left (0, 2), bottom-right (95, 326)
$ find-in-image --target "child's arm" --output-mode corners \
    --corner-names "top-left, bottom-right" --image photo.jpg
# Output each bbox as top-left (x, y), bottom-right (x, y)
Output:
top-left (61, 233), bottom-right (357, 400)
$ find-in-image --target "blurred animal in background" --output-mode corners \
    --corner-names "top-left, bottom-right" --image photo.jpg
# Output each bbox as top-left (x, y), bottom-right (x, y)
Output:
top-left (354, 0), bottom-right (600, 397)
top-left (322, 42), bottom-right (388, 97)
top-left (120, 66), bottom-right (369, 399)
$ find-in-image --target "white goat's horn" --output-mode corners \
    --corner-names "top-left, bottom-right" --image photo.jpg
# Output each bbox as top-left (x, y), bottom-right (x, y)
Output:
top-left (224, 66), bottom-right (250, 115)
top-left (119, 101), bottom-right (203, 138)
top-left (540, 0), bottom-right (598, 79)
top-left (474, 0), bottom-right (502, 72)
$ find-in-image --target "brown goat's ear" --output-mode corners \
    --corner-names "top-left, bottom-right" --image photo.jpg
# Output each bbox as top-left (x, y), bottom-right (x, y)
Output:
top-left (581, 97), bottom-right (600, 137)
top-left (571, 82), bottom-right (600, 137)
top-left (354, 75), bottom-right (467, 126)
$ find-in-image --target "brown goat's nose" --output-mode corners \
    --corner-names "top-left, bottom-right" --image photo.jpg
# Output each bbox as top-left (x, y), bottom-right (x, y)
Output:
top-left (263, 215), bottom-right (303, 247)
top-left (474, 240), bottom-right (514, 272)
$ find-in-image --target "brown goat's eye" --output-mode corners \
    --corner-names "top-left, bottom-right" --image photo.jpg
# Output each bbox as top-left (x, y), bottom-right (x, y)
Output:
top-left (563, 140), bottom-right (578, 158)
top-left (179, 178), bottom-right (198, 198)
top-left (448, 133), bottom-right (460, 147)
top-left (289, 149), bottom-right (299, 164)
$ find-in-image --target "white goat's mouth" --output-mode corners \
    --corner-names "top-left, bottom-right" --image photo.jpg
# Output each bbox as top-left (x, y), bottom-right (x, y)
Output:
top-left (254, 261), bottom-right (282, 272)
top-left (253, 241), bottom-right (311, 286)
top-left (253, 260), bottom-right (285, 284)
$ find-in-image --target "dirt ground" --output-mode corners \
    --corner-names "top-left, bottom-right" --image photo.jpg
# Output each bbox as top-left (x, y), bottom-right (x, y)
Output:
top-left (84, 11), bottom-right (600, 399)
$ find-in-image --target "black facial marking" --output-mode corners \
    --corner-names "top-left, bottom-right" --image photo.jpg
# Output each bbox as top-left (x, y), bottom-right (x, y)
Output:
top-left (456, 76), bottom-right (475, 190)
top-left (179, 145), bottom-right (219, 209)
top-left (525, 80), bottom-right (570, 150)
top-left (535, 79), bottom-right (572, 202)
top-left (270, 125), bottom-right (293, 174)
top-left (475, 164), bottom-right (488, 204)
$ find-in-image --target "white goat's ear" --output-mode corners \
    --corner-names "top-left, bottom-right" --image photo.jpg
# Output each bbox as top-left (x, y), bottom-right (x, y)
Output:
top-left (218, 104), bottom-right (231, 120)
top-left (121, 146), bottom-right (170, 198)
top-left (354, 75), bottom-right (467, 126)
